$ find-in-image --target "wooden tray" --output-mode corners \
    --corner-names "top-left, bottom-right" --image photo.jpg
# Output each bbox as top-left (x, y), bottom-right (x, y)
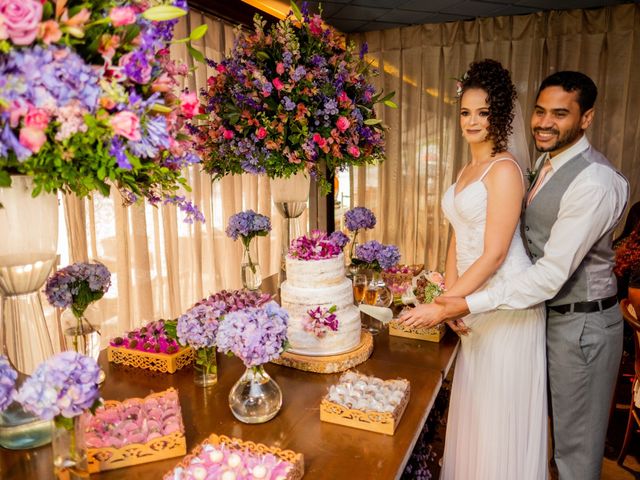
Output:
top-left (388, 321), bottom-right (445, 342)
top-left (107, 345), bottom-right (194, 373)
top-left (272, 330), bottom-right (373, 374)
top-left (163, 433), bottom-right (304, 480)
top-left (320, 380), bottom-right (410, 435)
top-left (87, 389), bottom-right (187, 473)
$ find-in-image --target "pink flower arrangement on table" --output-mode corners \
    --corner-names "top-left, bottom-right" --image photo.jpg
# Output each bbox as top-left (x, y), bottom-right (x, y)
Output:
top-left (288, 230), bottom-right (348, 260)
top-left (110, 320), bottom-right (181, 355)
top-left (0, 0), bottom-right (207, 222)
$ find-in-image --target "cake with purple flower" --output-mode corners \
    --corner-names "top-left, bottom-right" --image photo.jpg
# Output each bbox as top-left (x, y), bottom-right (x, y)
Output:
top-left (280, 231), bottom-right (361, 356)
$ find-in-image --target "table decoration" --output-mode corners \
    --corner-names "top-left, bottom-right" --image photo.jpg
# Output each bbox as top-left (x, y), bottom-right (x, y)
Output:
top-left (163, 433), bottom-right (304, 480)
top-left (226, 210), bottom-right (272, 290)
top-left (85, 388), bottom-right (186, 473)
top-left (344, 206), bottom-right (376, 267)
top-left (107, 320), bottom-right (194, 373)
top-left (320, 371), bottom-right (410, 435)
top-left (13, 351), bottom-right (101, 479)
top-left (216, 301), bottom-right (288, 423)
top-left (381, 264), bottom-right (424, 305)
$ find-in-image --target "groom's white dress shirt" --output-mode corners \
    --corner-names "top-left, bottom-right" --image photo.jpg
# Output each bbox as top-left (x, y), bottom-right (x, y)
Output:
top-left (466, 135), bottom-right (629, 313)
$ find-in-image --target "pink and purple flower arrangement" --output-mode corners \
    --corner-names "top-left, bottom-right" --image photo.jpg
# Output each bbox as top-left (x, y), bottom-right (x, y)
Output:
top-left (0, 0), bottom-right (205, 222)
top-left (303, 305), bottom-right (338, 339)
top-left (0, 355), bottom-right (17, 412)
top-left (110, 319), bottom-right (181, 355)
top-left (197, 2), bottom-right (393, 194)
top-left (288, 230), bottom-right (346, 260)
top-left (216, 301), bottom-right (289, 368)
top-left (354, 240), bottom-right (401, 271)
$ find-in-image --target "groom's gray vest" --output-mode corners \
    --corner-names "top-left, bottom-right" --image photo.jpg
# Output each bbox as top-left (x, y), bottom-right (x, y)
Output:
top-left (523, 146), bottom-right (621, 307)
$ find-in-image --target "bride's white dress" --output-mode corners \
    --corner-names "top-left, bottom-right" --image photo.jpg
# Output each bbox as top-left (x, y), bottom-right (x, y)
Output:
top-left (440, 160), bottom-right (548, 480)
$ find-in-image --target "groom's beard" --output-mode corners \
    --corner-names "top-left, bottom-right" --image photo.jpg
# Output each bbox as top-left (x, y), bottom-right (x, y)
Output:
top-left (533, 124), bottom-right (582, 153)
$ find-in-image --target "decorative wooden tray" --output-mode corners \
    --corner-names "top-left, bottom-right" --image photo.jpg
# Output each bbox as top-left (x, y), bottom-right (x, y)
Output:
top-left (87, 389), bottom-right (187, 473)
top-left (163, 433), bottom-right (304, 480)
top-left (388, 321), bottom-right (445, 342)
top-left (320, 381), bottom-right (410, 435)
top-left (107, 345), bottom-right (194, 373)
top-left (272, 330), bottom-right (373, 374)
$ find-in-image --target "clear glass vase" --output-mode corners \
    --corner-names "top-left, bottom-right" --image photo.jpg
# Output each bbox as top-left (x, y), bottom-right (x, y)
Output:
top-left (241, 238), bottom-right (262, 291)
top-left (61, 304), bottom-right (104, 383)
top-left (52, 415), bottom-right (89, 480)
top-left (0, 395), bottom-right (52, 450)
top-left (228, 365), bottom-right (282, 424)
top-left (193, 346), bottom-right (217, 387)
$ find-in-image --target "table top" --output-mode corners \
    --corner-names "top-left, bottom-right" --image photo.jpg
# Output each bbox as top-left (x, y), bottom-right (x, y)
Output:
top-left (0, 277), bottom-right (459, 480)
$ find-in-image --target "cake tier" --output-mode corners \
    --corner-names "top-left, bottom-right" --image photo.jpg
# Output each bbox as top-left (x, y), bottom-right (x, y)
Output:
top-left (285, 253), bottom-right (345, 288)
top-left (280, 278), bottom-right (355, 311)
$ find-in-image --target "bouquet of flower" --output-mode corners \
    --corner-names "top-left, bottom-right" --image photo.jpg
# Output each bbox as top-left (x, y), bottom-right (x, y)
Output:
top-left (303, 305), bottom-right (338, 338)
top-left (352, 240), bottom-right (400, 272)
top-left (413, 271), bottom-right (445, 304)
top-left (0, 0), bottom-right (206, 222)
top-left (344, 206), bottom-right (376, 260)
top-left (288, 230), bottom-right (347, 260)
top-left (226, 209), bottom-right (271, 278)
top-left (0, 355), bottom-right (17, 412)
top-left (197, 2), bottom-right (394, 194)
top-left (216, 301), bottom-right (289, 368)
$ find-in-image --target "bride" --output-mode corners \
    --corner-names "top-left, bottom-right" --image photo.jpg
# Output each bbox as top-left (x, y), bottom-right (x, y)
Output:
top-left (399, 59), bottom-right (547, 479)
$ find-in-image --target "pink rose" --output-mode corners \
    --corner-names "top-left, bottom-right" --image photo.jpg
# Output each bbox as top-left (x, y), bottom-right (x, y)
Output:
top-left (312, 133), bottom-right (326, 148)
top-left (8, 100), bottom-right (27, 128)
top-left (38, 19), bottom-right (61, 44)
top-left (151, 73), bottom-right (173, 93)
top-left (215, 64), bottom-right (226, 74)
top-left (272, 78), bottom-right (284, 91)
top-left (24, 107), bottom-right (49, 130)
top-left (338, 91), bottom-right (349, 103)
top-left (223, 129), bottom-right (234, 140)
top-left (256, 127), bottom-right (267, 140)
top-left (179, 91), bottom-right (199, 119)
top-left (0, 0), bottom-right (42, 45)
top-left (19, 127), bottom-right (46, 153)
top-left (0, 14), bottom-right (8, 40)
top-left (336, 116), bottom-right (350, 132)
top-left (426, 271), bottom-right (444, 286)
top-left (109, 6), bottom-right (136, 27)
top-left (347, 145), bottom-right (360, 158)
top-left (110, 111), bottom-right (141, 141)
top-left (276, 62), bottom-right (285, 75)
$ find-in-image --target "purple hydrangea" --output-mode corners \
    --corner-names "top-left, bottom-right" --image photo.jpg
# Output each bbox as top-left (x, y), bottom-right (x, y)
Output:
top-left (344, 207), bottom-right (376, 232)
top-left (44, 262), bottom-right (111, 315)
top-left (216, 301), bottom-right (289, 367)
top-left (0, 356), bottom-right (17, 412)
top-left (378, 244), bottom-right (401, 270)
top-left (14, 352), bottom-right (101, 421)
top-left (176, 302), bottom-right (225, 350)
top-left (328, 231), bottom-right (350, 249)
top-left (355, 240), bottom-right (383, 263)
top-left (226, 210), bottom-right (272, 241)
top-left (355, 240), bottom-right (400, 271)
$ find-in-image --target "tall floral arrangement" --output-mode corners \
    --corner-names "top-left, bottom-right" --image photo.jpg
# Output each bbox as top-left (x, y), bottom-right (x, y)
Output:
top-left (344, 206), bottom-right (376, 261)
top-left (0, 0), bottom-right (206, 222)
top-left (198, 2), bottom-right (394, 194)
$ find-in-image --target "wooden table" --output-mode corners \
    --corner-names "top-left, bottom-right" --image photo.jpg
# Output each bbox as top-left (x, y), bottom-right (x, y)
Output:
top-left (0, 277), bottom-right (459, 479)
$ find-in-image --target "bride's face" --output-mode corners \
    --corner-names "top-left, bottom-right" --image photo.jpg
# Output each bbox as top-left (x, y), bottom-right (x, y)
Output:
top-left (459, 88), bottom-right (490, 145)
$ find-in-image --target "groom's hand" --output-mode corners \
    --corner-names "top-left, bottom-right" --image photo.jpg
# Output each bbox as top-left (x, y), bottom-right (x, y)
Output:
top-left (435, 296), bottom-right (470, 321)
top-left (398, 303), bottom-right (445, 328)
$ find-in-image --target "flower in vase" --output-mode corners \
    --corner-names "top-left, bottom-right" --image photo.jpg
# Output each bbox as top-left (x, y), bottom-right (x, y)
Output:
top-left (176, 302), bottom-right (225, 350)
top-left (344, 207), bottom-right (376, 232)
top-left (0, 355), bottom-right (17, 412)
top-left (328, 230), bottom-right (350, 249)
top-left (44, 262), bottom-right (111, 317)
top-left (216, 301), bottom-right (289, 367)
top-left (354, 240), bottom-right (400, 271)
top-left (14, 351), bottom-right (101, 421)
top-left (226, 210), bottom-right (272, 241)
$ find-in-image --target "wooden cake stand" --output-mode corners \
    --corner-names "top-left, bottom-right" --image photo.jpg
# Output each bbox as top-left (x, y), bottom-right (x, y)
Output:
top-left (272, 330), bottom-right (374, 374)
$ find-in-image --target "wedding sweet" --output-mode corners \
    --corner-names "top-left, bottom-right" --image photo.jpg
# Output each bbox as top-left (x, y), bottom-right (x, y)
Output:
top-left (280, 232), bottom-right (361, 356)
top-left (326, 371), bottom-right (409, 413)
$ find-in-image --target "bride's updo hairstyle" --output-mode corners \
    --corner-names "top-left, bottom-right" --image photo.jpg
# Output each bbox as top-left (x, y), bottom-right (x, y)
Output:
top-left (459, 59), bottom-right (516, 155)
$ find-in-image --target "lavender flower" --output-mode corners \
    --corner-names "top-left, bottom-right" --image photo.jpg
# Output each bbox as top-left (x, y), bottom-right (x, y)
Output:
top-left (0, 356), bottom-right (17, 412)
top-left (176, 303), bottom-right (225, 350)
top-left (226, 210), bottom-right (272, 241)
top-left (216, 301), bottom-right (289, 367)
top-left (14, 352), bottom-right (101, 421)
top-left (44, 262), bottom-right (111, 317)
top-left (344, 207), bottom-right (376, 232)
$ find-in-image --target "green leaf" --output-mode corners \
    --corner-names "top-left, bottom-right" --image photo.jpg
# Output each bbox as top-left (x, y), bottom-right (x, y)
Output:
top-left (383, 100), bottom-right (398, 108)
top-left (290, 1), bottom-right (302, 21)
top-left (42, 1), bottom-right (53, 20)
top-left (187, 43), bottom-right (205, 63)
top-left (256, 51), bottom-right (270, 61)
top-left (142, 6), bottom-right (187, 21)
top-left (0, 171), bottom-right (11, 187)
top-left (189, 24), bottom-right (208, 41)
top-left (364, 118), bottom-right (383, 125)
top-left (150, 104), bottom-right (173, 113)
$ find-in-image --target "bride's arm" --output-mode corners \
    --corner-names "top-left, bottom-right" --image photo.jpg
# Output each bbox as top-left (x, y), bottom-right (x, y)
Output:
top-left (444, 231), bottom-right (458, 290)
top-left (443, 160), bottom-right (524, 299)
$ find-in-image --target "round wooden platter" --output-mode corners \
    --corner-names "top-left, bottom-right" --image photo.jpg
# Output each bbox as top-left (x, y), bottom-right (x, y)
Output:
top-left (272, 330), bottom-right (374, 374)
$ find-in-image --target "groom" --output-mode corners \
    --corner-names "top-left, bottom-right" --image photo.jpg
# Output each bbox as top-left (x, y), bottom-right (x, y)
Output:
top-left (403, 71), bottom-right (629, 480)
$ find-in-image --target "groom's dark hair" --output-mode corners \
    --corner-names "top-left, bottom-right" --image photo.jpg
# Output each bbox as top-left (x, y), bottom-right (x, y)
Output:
top-left (537, 71), bottom-right (598, 114)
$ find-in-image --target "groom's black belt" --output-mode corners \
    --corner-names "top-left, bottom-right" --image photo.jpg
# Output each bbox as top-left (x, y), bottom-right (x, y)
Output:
top-left (548, 295), bottom-right (618, 314)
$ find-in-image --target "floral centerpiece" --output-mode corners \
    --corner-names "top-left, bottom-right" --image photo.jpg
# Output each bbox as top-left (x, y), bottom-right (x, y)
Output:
top-left (44, 262), bottom-right (111, 361)
top-left (0, 355), bottom-right (17, 412)
top-left (344, 206), bottom-right (376, 262)
top-left (0, 0), bottom-right (205, 222)
top-left (353, 240), bottom-right (400, 272)
top-left (288, 230), bottom-right (348, 260)
top-left (216, 301), bottom-right (289, 424)
top-left (226, 210), bottom-right (271, 290)
top-left (14, 351), bottom-right (102, 477)
top-left (197, 2), bottom-right (394, 194)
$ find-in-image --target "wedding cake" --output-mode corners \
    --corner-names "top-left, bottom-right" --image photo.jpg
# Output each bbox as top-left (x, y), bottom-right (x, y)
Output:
top-left (280, 233), bottom-right (361, 356)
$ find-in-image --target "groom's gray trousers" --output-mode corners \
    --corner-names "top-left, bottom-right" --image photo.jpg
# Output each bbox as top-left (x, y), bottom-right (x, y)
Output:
top-left (546, 303), bottom-right (623, 480)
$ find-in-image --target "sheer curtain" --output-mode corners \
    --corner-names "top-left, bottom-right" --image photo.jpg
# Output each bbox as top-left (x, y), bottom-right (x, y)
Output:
top-left (349, 3), bottom-right (640, 271)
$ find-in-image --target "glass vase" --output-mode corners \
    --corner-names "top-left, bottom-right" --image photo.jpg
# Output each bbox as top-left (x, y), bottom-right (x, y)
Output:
top-left (241, 238), bottom-right (262, 291)
top-left (228, 365), bottom-right (282, 424)
top-left (52, 415), bottom-right (89, 480)
top-left (0, 394), bottom-right (52, 450)
top-left (193, 346), bottom-right (217, 387)
top-left (61, 304), bottom-right (104, 383)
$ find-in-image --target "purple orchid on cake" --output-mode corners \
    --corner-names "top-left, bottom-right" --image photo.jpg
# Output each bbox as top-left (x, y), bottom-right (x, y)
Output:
top-left (303, 305), bottom-right (339, 338)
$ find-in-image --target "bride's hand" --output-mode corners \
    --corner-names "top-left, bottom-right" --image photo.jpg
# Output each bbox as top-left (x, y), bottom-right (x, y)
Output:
top-left (398, 303), bottom-right (446, 328)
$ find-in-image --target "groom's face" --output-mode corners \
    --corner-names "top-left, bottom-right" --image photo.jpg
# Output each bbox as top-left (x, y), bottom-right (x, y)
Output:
top-left (531, 86), bottom-right (594, 157)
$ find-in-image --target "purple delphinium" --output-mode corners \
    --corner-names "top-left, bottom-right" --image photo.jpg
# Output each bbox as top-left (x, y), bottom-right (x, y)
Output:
top-left (216, 301), bottom-right (289, 368)
top-left (176, 303), bottom-right (225, 350)
top-left (344, 207), bottom-right (376, 232)
top-left (0, 356), bottom-right (17, 412)
top-left (44, 262), bottom-right (111, 316)
top-left (14, 351), bottom-right (101, 421)
top-left (226, 210), bottom-right (272, 241)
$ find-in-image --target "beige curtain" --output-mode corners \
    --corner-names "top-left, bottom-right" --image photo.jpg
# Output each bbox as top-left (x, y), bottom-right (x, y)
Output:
top-left (349, 4), bottom-right (640, 271)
